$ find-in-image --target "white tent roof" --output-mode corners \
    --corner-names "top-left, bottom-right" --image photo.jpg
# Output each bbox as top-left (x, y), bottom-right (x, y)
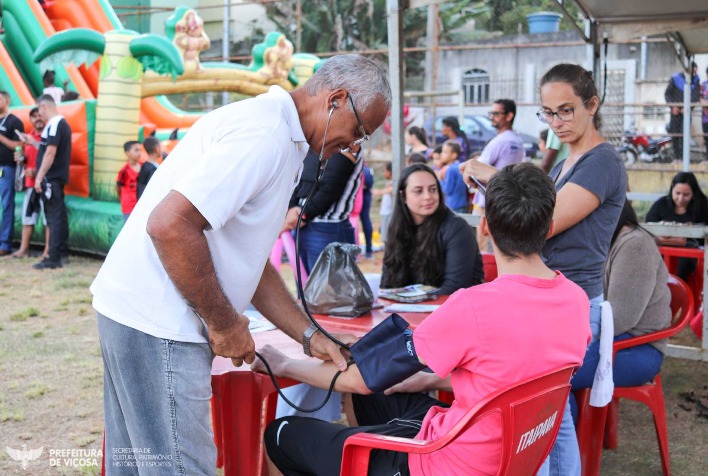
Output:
top-left (575, 0), bottom-right (708, 55)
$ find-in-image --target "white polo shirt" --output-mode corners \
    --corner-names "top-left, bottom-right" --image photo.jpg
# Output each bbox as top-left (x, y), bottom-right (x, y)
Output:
top-left (91, 86), bottom-right (308, 342)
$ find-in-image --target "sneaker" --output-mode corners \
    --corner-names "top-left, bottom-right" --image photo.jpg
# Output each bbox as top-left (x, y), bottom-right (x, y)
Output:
top-left (33, 258), bottom-right (63, 270)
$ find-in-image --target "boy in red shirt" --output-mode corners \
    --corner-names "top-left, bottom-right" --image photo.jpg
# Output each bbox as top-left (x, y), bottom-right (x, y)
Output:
top-left (116, 141), bottom-right (141, 222)
top-left (12, 107), bottom-right (48, 258)
top-left (254, 163), bottom-right (591, 476)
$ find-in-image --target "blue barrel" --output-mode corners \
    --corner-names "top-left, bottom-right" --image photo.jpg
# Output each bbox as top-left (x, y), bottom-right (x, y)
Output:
top-left (527, 12), bottom-right (563, 34)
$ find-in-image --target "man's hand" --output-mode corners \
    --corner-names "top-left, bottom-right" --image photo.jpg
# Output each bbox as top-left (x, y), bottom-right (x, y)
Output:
top-left (309, 331), bottom-right (358, 371)
top-left (251, 344), bottom-right (287, 375)
top-left (281, 207), bottom-right (303, 233)
top-left (34, 180), bottom-right (43, 194)
top-left (384, 371), bottom-right (441, 395)
top-left (459, 159), bottom-right (497, 188)
top-left (207, 314), bottom-right (256, 367)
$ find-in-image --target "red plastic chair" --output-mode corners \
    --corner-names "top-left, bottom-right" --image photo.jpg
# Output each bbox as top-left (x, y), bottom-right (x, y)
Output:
top-left (482, 252), bottom-right (498, 282)
top-left (658, 246), bottom-right (703, 311)
top-left (575, 274), bottom-right (694, 476)
top-left (340, 365), bottom-right (577, 476)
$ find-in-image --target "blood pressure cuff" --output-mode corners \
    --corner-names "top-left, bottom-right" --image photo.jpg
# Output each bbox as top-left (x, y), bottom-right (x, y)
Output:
top-left (349, 314), bottom-right (426, 393)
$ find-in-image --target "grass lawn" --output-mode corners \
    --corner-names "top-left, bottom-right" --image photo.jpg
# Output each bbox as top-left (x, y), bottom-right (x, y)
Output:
top-left (0, 251), bottom-right (706, 475)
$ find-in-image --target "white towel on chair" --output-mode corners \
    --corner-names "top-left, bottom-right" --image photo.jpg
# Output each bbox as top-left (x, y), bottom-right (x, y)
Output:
top-left (590, 301), bottom-right (614, 407)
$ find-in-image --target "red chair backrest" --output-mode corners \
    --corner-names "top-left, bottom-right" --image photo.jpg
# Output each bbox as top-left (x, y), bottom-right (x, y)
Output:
top-left (341, 365), bottom-right (575, 476)
top-left (667, 274), bottom-right (694, 333)
top-left (482, 252), bottom-right (498, 282)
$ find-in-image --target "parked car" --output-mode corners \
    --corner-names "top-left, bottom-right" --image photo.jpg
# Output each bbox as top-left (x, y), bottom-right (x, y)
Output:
top-left (423, 115), bottom-right (540, 158)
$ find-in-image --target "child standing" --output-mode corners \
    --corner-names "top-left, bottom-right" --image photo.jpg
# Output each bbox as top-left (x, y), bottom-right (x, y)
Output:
top-left (42, 71), bottom-right (66, 104)
top-left (438, 141), bottom-right (468, 213)
top-left (137, 137), bottom-right (161, 200)
top-left (373, 162), bottom-right (393, 245)
top-left (116, 141), bottom-right (141, 222)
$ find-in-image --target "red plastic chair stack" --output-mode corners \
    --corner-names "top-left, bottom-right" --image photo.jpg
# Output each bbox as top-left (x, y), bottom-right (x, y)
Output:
top-left (575, 274), bottom-right (694, 476)
top-left (340, 365), bottom-right (577, 476)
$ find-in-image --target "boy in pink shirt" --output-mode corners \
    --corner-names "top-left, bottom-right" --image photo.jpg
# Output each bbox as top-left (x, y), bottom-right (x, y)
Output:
top-left (255, 162), bottom-right (591, 476)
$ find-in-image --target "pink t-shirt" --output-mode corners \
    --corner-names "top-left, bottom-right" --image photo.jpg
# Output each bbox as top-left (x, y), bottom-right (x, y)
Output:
top-left (410, 272), bottom-right (591, 476)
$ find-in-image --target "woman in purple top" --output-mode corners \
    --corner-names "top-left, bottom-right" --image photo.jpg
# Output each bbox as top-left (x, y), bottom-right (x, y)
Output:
top-left (441, 116), bottom-right (469, 161)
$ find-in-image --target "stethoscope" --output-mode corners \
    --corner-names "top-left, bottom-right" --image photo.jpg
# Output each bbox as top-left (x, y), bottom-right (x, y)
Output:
top-left (255, 101), bottom-right (354, 412)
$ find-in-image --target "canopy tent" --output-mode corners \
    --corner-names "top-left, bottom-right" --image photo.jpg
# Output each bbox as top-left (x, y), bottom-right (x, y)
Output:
top-left (571, 0), bottom-right (708, 57)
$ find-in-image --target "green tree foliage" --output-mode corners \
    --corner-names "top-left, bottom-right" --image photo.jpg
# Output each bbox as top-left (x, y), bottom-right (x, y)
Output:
top-left (249, 0), bottom-right (484, 78)
top-left (479, 0), bottom-right (582, 35)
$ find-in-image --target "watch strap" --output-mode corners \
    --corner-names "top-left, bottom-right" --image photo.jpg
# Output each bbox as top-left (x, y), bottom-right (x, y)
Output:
top-left (303, 323), bottom-right (319, 357)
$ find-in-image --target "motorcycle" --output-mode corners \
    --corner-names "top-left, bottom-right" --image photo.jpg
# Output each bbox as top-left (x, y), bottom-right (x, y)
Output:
top-left (616, 129), bottom-right (673, 165)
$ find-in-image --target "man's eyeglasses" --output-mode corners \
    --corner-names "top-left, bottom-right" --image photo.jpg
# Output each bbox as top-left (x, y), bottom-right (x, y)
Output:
top-left (536, 98), bottom-right (590, 124)
top-left (487, 111), bottom-right (504, 117)
top-left (347, 93), bottom-right (370, 146)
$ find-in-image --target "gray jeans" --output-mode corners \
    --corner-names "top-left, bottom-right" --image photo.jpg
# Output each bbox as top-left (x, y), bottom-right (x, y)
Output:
top-left (98, 312), bottom-right (216, 475)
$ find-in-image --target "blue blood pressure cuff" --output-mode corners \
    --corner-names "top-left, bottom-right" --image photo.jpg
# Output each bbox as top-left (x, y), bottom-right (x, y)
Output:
top-left (349, 314), bottom-right (427, 393)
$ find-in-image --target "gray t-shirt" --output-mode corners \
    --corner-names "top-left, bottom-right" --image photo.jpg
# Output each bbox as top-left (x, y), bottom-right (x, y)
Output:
top-left (543, 142), bottom-right (627, 298)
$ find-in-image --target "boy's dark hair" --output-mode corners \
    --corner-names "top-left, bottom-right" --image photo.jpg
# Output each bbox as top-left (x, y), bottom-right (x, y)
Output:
top-left (433, 145), bottom-right (443, 154)
top-left (407, 152), bottom-right (427, 164)
top-left (123, 140), bottom-right (141, 152)
top-left (143, 137), bottom-right (161, 155)
top-left (29, 107), bottom-right (40, 117)
top-left (43, 70), bottom-right (56, 86)
top-left (540, 128), bottom-right (549, 143)
top-left (485, 162), bottom-right (556, 259)
top-left (385, 162), bottom-right (392, 173)
top-left (494, 99), bottom-right (516, 125)
top-left (443, 140), bottom-right (460, 156)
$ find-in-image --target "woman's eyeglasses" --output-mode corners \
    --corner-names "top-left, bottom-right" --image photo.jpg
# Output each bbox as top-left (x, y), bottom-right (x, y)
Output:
top-left (536, 98), bottom-right (590, 124)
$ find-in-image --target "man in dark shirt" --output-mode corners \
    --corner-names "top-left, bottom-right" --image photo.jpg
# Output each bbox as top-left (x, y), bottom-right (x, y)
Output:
top-left (665, 62), bottom-right (701, 159)
top-left (0, 90), bottom-right (24, 255)
top-left (136, 136), bottom-right (161, 200)
top-left (33, 94), bottom-right (72, 269)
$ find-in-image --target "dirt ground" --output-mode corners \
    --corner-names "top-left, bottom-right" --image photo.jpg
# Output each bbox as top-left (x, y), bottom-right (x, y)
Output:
top-left (0, 250), bottom-right (706, 475)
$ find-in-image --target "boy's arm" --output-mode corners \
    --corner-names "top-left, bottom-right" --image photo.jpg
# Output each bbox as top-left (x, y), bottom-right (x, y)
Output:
top-left (253, 343), bottom-right (429, 395)
top-left (253, 345), bottom-right (371, 394)
top-left (385, 371), bottom-right (452, 395)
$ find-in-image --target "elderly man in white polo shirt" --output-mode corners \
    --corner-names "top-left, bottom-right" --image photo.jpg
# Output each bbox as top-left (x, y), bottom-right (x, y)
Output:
top-left (90, 54), bottom-right (391, 475)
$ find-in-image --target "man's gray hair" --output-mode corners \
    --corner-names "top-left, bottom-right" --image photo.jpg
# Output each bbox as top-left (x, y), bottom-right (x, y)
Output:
top-left (0, 90), bottom-right (11, 101)
top-left (304, 54), bottom-right (392, 112)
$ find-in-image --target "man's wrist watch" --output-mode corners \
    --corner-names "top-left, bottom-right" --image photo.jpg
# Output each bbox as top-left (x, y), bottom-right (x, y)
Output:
top-left (302, 323), bottom-right (319, 357)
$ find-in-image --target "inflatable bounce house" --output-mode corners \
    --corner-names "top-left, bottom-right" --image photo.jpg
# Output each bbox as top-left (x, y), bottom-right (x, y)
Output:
top-left (0, 0), bottom-right (322, 254)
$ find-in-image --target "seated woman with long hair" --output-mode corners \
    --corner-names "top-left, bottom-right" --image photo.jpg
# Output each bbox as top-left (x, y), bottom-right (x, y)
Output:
top-left (646, 171), bottom-right (708, 280)
top-left (381, 164), bottom-right (484, 295)
top-left (570, 200), bottom-right (671, 416)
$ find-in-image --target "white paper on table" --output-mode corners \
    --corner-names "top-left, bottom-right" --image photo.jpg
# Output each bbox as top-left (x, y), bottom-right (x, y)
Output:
top-left (243, 310), bottom-right (276, 333)
top-left (384, 304), bottom-right (440, 313)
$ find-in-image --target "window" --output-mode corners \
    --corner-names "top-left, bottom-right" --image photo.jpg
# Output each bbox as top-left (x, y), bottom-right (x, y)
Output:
top-left (463, 68), bottom-right (490, 104)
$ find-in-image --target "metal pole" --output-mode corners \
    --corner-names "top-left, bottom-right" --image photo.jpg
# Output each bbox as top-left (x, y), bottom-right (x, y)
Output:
top-left (682, 70), bottom-right (691, 171)
top-left (423, 3), bottom-right (435, 92)
top-left (431, 4), bottom-right (439, 146)
top-left (387, 0), bottom-right (406, 184)
top-left (640, 36), bottom-right (648, 81)
top-left (222, 1), bottom-right (230, 105)
top-left (296, 0), bottom-right (302, 53)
